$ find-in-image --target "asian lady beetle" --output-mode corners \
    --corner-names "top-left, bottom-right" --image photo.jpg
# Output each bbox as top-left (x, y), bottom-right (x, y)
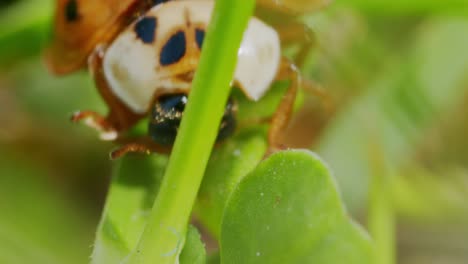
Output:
top-left (45, 0), bottom-right (325, 158)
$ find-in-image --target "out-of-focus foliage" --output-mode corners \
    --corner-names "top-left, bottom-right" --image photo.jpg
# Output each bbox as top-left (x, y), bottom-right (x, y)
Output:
top-left (1, 0), bottom-right (468, 263)
top-left (0, 0), bottom-right (52, 65)
top-left (303, 2), bottom-right (468, 262)
top-left (0, 151), bottom-right (94, 264)
top-left (313, 13), bottom-right (468, 211)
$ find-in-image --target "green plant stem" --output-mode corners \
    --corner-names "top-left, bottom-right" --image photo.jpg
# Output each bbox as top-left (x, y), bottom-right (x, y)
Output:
top-left (368, 142), bottom-right (395, 264)
top-left (126, 0), bottom-right (255, 263)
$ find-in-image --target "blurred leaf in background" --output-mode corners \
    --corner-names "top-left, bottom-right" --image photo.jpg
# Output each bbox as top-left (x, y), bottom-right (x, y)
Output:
top-left (1, 1), bottom-right (112, 263)
top-left (301, 1), bottom-right (468, 263)
top-left (0, 151), bottom-right (95, 264)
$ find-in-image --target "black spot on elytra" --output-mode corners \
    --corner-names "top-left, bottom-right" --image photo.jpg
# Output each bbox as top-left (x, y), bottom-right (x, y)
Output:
top-left (152, 0), bottom-right (171, 6)
top-left (160, 31), bottom-right (186, 66)
top-left (134, 17), bottom-right (157, 44)
top-left (195, 29), bottom-right (205, 49)
top-left (65, 0), bottom-right (79, 22)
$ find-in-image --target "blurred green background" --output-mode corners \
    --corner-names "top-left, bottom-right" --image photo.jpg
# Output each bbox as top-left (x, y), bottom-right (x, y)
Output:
top-left (1, 0), bottom-right (468, 263)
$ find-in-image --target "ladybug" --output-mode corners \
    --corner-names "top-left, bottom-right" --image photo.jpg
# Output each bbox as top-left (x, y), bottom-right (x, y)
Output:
top-left (45, 0), bottom-right (320, 159)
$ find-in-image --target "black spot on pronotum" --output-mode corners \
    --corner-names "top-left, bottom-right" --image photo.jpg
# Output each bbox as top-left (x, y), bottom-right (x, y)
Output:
top-left (160, 31), bottom-right (186, 66)
top-left (65, 0), bottom-right (79, 22)
top-left (134, 17), bottom-right (157, 44)
top-left (195, 29), bottom-right (205, 49)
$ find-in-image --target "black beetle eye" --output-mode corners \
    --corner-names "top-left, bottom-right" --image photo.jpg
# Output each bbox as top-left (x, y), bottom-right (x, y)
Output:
top-left (148, 94), bottom-right (237, 146)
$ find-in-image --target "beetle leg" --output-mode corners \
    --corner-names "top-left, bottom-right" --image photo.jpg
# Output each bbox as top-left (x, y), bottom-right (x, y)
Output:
top-left (276, 21), bottom-right (316, 69)
top-left (71, 111), bottom-right (118, 141)
top-left (302, 78), bottom-right (334, 115)
top-left (73, 45), bottom-right (143, 140)
top-left (267, 61), bottom-right (334, 154)
top-left (110, 143), bottom-right (152, 159)
top-left (256, 2), bottom-right (317, 68)
top-left (281, 78), bottom-right (334, 148)
top-left (266, 58), bottom-right (300, 154)
top-left (89, 45), bottom-right (143, 131)
top-left (110, 138), bottom-right (171, 159)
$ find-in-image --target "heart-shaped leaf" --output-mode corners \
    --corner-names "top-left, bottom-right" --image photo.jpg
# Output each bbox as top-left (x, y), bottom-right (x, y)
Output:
top-left (221, 150), bottom-right (373, 263)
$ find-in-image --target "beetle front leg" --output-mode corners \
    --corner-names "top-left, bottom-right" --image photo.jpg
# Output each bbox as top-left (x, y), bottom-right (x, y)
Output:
top-left (72, 45), bottom-right (142, 140)
top-left (71, 110), bottom-right (118, 141)
top-left (110, 143), bottom-right (152, 159)
top-left (110, 138), bottom-right (171, 160)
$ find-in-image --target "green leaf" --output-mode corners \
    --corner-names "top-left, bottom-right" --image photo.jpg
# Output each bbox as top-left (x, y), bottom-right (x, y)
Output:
top-left (91, 155), bottom-right (167, 264)
top-left (195, 128), bottom-right (268, 238)
top-left (179, 225), bottom-right (206, 264)
top-left (220, 150), bottom-right (373, 264)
